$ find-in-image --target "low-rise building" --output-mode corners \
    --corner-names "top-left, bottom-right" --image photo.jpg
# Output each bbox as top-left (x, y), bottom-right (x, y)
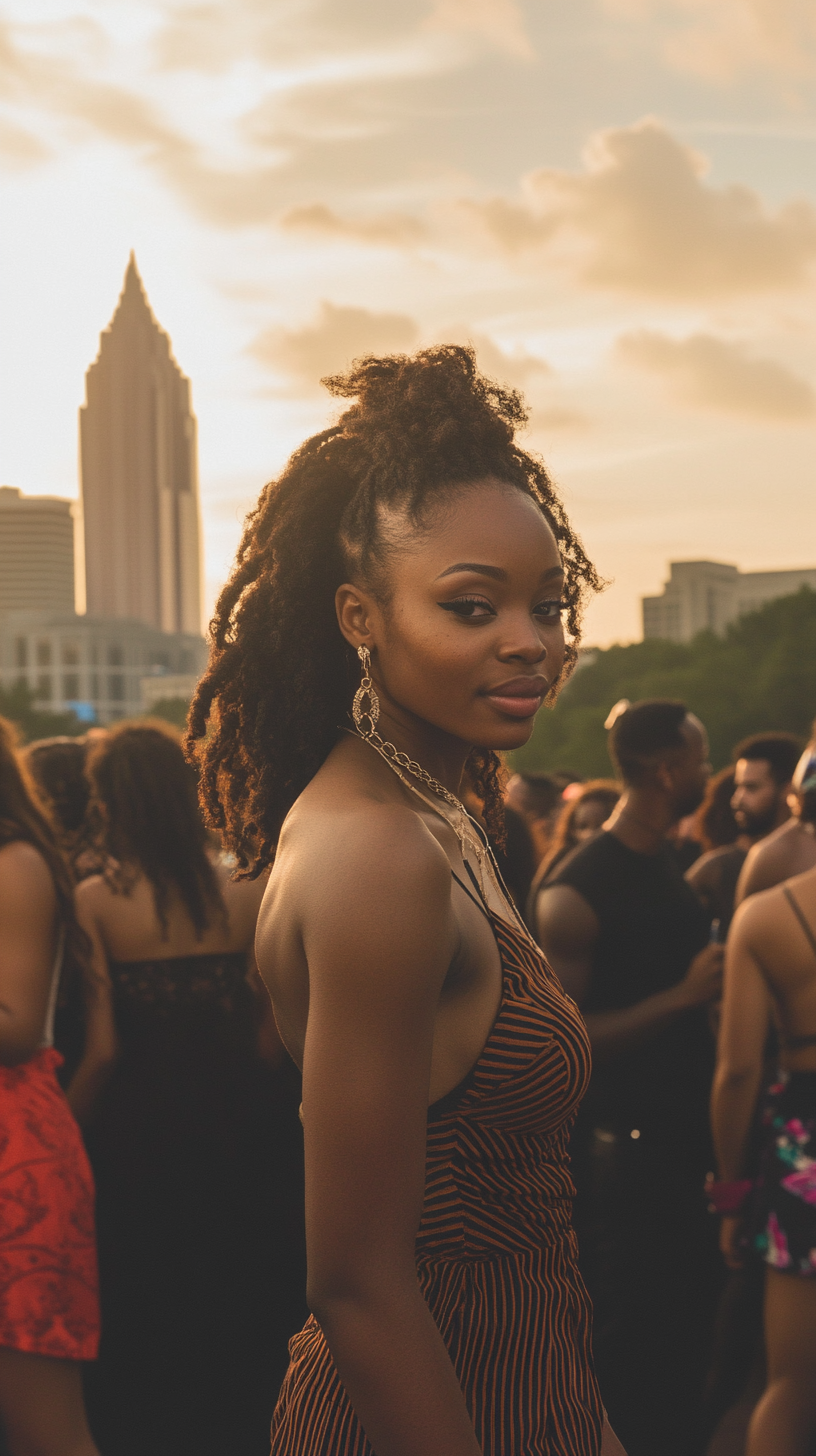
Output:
top-left (642, 560), bottom-right (816, 643)
top-left (0, 610), bottom-right (207, 726)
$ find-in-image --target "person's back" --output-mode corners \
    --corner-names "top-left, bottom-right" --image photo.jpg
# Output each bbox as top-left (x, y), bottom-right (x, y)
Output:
top-left (70, 723), bottom-right (305, 1456)
top-left (535, 699), bottom-right (724, 1456)
top-left (713, 864), bottom-right (816, 1455)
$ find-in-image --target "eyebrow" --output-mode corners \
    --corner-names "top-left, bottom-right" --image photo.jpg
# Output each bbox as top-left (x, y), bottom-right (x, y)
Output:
top-left (435, 562), bottom-right (565, 584)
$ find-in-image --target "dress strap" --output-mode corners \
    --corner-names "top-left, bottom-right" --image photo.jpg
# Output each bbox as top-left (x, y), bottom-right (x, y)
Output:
top-left (782, 887), bottom-right (816, 1050)
top-left (784, 887), bottom-right (816, 958)
top-left (450, 869), bottom-right (492, 923)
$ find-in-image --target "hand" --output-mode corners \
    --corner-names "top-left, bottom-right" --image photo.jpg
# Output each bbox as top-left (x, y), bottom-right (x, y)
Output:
top-left (673, 943), bottom-right (724, 1010)
top-left (720, 1215), bottom-right (746, 1270)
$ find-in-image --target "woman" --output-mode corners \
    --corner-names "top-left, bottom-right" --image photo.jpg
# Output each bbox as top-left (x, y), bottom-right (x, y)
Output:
top-left (187, 345), bottom-right (625, 1455)
top-left (0, 717), bottom-right (99, 1456)
top-left (711, 755), bottom-right (816, 1455)
top-left (70, 721), bottom-right (306, 1456)
top-left (528, 778), bottom-right (620, 927)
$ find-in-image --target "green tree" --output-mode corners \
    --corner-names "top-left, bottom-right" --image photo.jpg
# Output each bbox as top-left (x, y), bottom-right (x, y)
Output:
top-left (145, 697), bottom-right (191, 729)
top-left (0, 681), bottom-right (85, 745)
top-left (509, 588), bottom-right (816, 778)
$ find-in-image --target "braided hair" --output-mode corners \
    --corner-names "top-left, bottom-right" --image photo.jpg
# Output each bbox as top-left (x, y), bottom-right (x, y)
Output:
top-left (186, 345), bottom-right (602, 875)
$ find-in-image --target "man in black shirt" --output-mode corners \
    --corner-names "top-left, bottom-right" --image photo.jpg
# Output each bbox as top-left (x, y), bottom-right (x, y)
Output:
top-left (536, 700), bottom-right (724, 1456)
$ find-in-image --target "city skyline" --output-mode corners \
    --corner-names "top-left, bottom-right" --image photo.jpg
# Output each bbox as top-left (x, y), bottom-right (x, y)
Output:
top-left (0, 1), bottom-right (814, 645)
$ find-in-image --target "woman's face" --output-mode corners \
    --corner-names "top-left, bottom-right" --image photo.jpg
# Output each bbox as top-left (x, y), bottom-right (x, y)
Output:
top-left (338, 480), bottom-right (567, 753)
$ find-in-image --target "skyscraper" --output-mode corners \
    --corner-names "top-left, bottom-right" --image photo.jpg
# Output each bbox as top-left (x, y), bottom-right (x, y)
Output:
top-left (80, 255), bottom-right (203, 635)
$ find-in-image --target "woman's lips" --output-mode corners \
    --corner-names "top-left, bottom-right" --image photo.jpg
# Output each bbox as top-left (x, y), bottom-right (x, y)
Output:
top-left (482, 678), bottom-right (548, 718)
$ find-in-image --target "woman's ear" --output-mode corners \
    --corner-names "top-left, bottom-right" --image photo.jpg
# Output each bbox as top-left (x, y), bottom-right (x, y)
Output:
top-left (335, 583), bottom-right (376, 650)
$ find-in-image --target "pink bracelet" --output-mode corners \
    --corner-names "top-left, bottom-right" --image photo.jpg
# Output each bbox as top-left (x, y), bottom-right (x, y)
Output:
top-left (705, 1176), bottom-right (753, 1215)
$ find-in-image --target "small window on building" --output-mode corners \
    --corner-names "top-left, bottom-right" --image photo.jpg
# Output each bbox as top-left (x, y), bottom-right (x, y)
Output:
top-left (62, 673), bottom-right (80, 700)
top-left (62, 641), bottom-right (80, 666)
top-left (90, 673), bottom-right (100, 700)
top-left (90, 642), bottom-right (98, 666)
top-left (15, 638), bottom-right (28, 669)
top-left (36, 674), bottom-right (53, 701)
top-left (180, 649), bottom-right (194, 672)
top-left (108, 644), bottom-right (124, 667)
top-left (36, 640), bottom-right (52, 667)
top-left (108, 674), bottom-right (125, 701)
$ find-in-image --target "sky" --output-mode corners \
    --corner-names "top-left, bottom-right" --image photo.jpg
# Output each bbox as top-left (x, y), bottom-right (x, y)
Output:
top-left (0, 0), bottom-right (814, 644)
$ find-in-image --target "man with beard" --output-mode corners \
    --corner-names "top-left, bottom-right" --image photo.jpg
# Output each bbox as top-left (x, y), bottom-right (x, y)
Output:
top-left (686, 734), bottom-right (801, 936)
top-left (731, 732), bottom-right (800, 843)
top-left (736, 726), bottom-right (816, 904)
top-left (536, 700), bottom-right (724, 1456)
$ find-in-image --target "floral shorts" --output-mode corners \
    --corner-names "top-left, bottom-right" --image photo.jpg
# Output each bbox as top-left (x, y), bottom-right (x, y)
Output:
top-left (754, 1071), bottom-right (816, 1277)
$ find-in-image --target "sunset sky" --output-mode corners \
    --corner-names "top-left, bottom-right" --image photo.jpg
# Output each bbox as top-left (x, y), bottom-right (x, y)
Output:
top-left (1, 0), bottom-right (814, 643)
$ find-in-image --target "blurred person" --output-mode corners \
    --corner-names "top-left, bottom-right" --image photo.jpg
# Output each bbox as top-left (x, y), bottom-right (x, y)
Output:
top-left (505, 770), bottom-right (562, 862)
top-left (186, 348), bottom-right (625, 1456)
top-left (736, 731), bottom-right (816, 906)
top-left (462, 781), bottom-right (536, 911)
top-left (530, 779), bottom-right (621, 907)
top-left (536, 699), bottom-right (724, 1456)
top-left (731, 733), bottom-right (800, 843)
top-left (23, 737), bottom-right (101, 1084)
top-left (711, 851), bottom-right (816, 1455)
top-left (0, 717), bottom-right (100, 1456)
top-left (69, 722), bottom-right (306, 1456)
top-left (686, 768), bottom-right (747, 937)
top-left (23, 738), bottom-right (92, 869)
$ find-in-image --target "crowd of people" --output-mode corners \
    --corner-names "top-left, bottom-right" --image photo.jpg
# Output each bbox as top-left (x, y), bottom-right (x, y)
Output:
top-left (1, 344), bottom-right (815, 1456)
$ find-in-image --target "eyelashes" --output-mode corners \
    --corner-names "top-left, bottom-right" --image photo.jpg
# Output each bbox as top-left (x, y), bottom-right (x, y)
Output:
top-left (438, 597), bottom-right (567, 621)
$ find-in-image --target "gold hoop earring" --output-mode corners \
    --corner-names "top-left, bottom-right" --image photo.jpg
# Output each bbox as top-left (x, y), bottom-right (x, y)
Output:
top-left (352, 644), bottom-right (380, 740)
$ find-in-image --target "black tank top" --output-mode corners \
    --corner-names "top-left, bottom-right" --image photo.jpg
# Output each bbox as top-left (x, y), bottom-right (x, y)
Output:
top-left (552, 831), bottom-right (712, 1166)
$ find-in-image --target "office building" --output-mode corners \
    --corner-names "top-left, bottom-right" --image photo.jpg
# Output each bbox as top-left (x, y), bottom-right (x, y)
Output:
top-left (0, 486), bottom-right (75, 614)
top-left (80, 255), bottom-right (203, 635)
top-left (642, 560), bottom-right (816, 642)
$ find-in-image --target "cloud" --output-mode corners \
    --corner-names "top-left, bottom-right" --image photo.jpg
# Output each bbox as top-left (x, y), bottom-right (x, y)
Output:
top-left (424, 0), bottom-right (534, 60)
top-left (599, 0), bottom-right (816, 83)
top-left (279, 203), bottom-right (426, 248)
top-left (0, 115), bottom-right (49, 167)
top-left (249, 301), bottom-right (419, 389)
top-left (617, 330), bottom-right (816, 418)
top-left (466, 118), bottom-right (816, 297)
top-left (441, 325), bottom-right (552, 388)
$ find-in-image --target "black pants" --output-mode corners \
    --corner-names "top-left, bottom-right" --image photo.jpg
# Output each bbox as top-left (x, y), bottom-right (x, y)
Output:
top-left (574, 1128), bottom-right (725, 1456)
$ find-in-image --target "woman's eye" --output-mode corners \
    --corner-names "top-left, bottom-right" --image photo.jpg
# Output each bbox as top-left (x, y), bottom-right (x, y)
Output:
top-left (535, 600), bottom-right (568, 622)
top-left (438, 596), bottom-right (496, 619)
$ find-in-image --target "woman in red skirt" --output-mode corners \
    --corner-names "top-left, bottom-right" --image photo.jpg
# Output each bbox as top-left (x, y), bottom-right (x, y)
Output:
top-left (0, 716), bottom-right (100, 1456)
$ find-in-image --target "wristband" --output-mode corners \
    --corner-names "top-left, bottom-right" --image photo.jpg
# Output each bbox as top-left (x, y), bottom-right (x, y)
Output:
top-left (704, 1176), bottom-right (753, 1215)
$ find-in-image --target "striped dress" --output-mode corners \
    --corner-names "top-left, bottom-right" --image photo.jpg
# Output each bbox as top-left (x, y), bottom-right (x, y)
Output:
top-left (270, 895), bottom-right (603, 1455)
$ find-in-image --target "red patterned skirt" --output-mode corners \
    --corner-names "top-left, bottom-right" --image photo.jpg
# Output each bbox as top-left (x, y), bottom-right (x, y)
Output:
top-left (0, 1048), bottom-right (100, 1360)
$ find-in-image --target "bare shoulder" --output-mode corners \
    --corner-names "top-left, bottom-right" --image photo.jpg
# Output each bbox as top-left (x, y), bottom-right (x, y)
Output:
top-left (0, 840), bottom-right (56, 905)
top-left (263, 795), bottom-right (451, 938)
top-left (738, 820), bottom-right (800, 896)
top-left (75, 872), bottom-right (113, 916)
top-left (535, 882), bottom-right (598, 947)
top-left (730, 880), bottom-right (787, 948)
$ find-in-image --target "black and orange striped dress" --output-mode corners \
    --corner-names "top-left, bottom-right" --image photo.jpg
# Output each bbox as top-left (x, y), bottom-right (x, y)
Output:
top-left (270, 883), bottom-right (604, 1455)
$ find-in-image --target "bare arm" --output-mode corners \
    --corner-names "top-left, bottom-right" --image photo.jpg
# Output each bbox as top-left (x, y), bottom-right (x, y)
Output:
top-left (536, 884), bottom-right (723, 1064)
top-left (711, 901), bottom-right (771, 1183)
top-left (0, 842), bottom-right (57, 1066)
top-left (261, 813), bottom-right (483, 1456)
top-left (66, 880), bottom-right (118, 1122)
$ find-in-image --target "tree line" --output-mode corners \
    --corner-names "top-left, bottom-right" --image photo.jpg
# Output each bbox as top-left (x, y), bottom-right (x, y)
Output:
top-left (510, 588), bottom-right (816, 779)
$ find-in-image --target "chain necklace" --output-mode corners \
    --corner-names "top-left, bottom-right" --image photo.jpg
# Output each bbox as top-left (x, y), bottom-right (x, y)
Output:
top-left (350, 643), bottom-right (532, 937)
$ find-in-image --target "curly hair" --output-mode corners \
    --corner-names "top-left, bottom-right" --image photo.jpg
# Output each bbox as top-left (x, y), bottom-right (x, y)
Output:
top-left (86, 721), bottom-right (224, 938)
top-left (186, 345), bottom-right (602, 875)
